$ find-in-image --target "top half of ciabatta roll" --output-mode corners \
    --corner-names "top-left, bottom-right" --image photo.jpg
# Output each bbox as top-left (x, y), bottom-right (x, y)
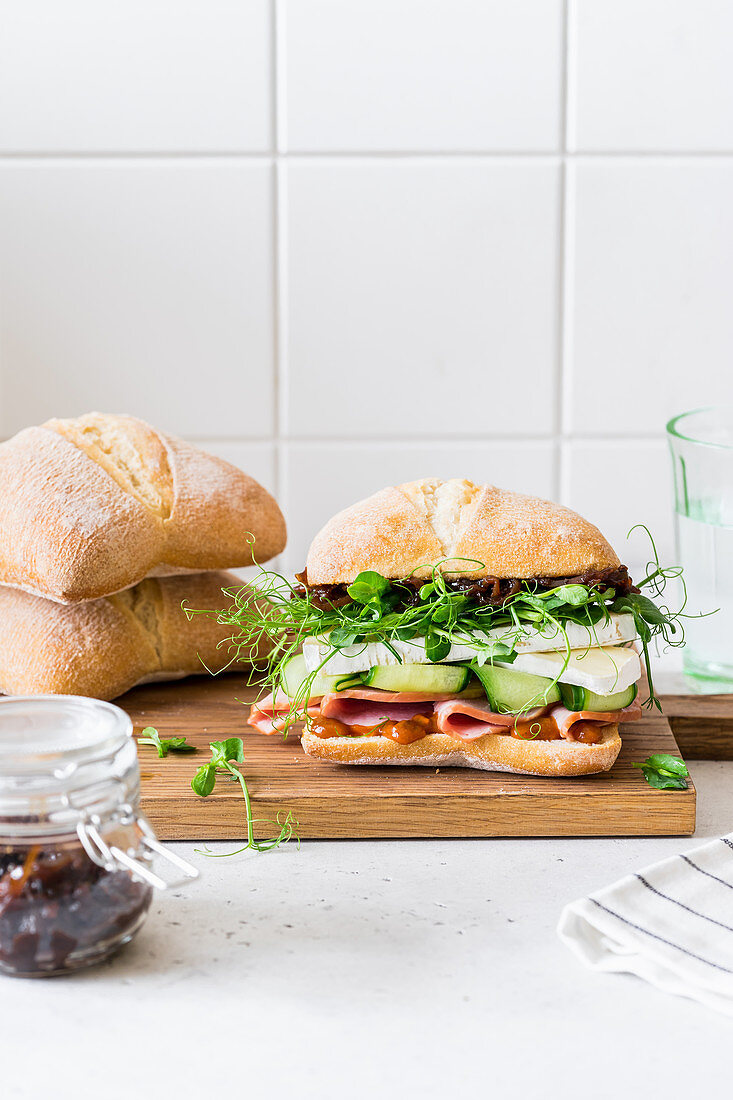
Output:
top-left (244, 477), bottom-right (660, 777)
top-left (305, 477), bottom-right (621, 584)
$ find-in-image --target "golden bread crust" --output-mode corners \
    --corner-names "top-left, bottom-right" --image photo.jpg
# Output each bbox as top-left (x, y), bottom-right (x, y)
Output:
top-left (307, 486), bottom-right (444, 584)
top-left (0, 413), bottom-right (286, 602)
top-left (0, 570), bottom-right (261, 700)
top-left (301, 725), bottom-right (622, 776)
top-left (306, 477), bottom-right (619, 583)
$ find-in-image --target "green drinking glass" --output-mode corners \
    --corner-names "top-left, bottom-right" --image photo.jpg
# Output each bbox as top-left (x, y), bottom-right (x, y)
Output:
top-left (667, 406), bottom-right (733, 689)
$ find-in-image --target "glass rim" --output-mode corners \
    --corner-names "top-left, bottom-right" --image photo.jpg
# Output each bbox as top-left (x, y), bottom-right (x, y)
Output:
top-left (0, 694), bottom-right (132, 767)
top-left (666, 405), bottom-right (733, 450)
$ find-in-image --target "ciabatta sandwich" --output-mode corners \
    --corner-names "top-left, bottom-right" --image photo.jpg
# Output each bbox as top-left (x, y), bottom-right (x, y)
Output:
top-left (222, 479), bottom-right (680, 777)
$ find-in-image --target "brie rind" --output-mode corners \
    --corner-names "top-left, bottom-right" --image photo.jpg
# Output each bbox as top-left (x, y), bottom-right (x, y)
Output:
top-left (505, 645), bottom-right (640, 695)
top-left (303, 613), bottom-right (637, 676)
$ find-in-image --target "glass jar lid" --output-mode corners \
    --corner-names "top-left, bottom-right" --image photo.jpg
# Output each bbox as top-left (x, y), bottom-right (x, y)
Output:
top-left (0, 695), bottom-right (139, 839)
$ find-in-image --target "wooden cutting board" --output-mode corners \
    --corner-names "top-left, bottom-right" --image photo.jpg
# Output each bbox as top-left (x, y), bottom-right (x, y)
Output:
top-left (118, 675), bottom-right (697, 840)
top-left (661, 693), bottom-right (733, 760)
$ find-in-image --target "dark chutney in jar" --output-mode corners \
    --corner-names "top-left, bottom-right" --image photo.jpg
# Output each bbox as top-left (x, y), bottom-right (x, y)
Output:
top-left (0, 837), bottom-right (153, 977)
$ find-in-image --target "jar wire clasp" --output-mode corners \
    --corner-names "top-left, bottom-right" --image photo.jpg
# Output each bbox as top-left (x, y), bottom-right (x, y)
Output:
top-left (76, 809), bottom-right (199, 891)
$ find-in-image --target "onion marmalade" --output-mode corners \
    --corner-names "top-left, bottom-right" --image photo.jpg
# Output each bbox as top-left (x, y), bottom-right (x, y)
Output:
top-left (308, 710), bottom-right (602, 745)
top-left (309, 713), bottom-right (438, 745)
top-left (0, 695), bottom-right (197, 978)
top-left (0, 836), bottom-right (152, 977)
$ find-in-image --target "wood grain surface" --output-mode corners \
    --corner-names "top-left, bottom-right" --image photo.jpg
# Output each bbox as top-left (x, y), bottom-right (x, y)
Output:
top-left (118, 675), bottom-right (697, 840)
top-left (661, 692), bottom-right (733, 759)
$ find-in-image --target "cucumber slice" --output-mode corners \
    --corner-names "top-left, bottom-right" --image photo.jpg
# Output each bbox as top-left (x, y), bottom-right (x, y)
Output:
top-left (473, 663), bottom-right (561, 711)
top-left (363, 663), bottom-right (470, 694)
top-left (280, 654), bottom-right (360, 698)
top-left (558, 682), bottom-right (584, 710)
top-left (559, 681), bottom-right (638, 712)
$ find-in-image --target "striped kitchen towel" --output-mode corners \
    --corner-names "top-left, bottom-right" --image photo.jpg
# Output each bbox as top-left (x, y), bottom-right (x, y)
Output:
top-left (558, 835), bottom-right (733, 1016)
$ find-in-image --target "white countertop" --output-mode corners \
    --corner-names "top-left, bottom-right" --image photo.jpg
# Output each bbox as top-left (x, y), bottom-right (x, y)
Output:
top-left (6, 754), bottom-right (733, 1100)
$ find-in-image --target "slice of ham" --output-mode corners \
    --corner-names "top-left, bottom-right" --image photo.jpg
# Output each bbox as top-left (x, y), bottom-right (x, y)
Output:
top-left (434, 697), bottom-right (643, 743)
top-left (433, 698), bottom-right (547, 742)
top-left (319, 688), bottom-right (437, 727)
top-left (248, 687), bottom-right (439, 734)
top-left (551, 699), bottom-right (643, 739)
top-left (248, 690), bottom-right (323, 735)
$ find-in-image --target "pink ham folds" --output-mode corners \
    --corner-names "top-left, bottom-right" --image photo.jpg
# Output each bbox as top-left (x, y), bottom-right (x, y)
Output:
top-left (433, 696), bottom-right (642, 742)
top-left (432, 698), bottom-right (545, 741)
top-left (248, 687), bottom-right (643, 743)
top-left (249, 687), bottom-right (442, 733)
top-left (248, 690), bottom-right (323, 734)
top-left (319, 688), bottom-right (440, 727)
top-left (551, 700), bottom-right (642, 736)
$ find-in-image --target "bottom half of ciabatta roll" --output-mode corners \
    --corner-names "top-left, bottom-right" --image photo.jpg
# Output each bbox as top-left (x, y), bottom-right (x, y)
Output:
top-left (301, 724), bottom-right (622, 777)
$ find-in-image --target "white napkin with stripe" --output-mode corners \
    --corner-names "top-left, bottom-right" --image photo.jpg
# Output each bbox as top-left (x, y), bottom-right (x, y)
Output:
top-left (558, 835), bottom-right (733, 1016)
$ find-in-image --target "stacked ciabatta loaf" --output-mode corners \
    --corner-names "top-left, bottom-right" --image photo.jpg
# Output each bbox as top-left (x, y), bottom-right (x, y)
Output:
top-left (0, 412), bottom-right (286, 700)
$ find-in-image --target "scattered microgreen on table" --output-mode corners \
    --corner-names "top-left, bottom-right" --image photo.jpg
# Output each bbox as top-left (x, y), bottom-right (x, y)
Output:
top-left (191, 737), bottom-right (297, 855)
top-left (632, 753), bottom-right (690, 791)
top-left (137, 727), bottom-right (196, 758)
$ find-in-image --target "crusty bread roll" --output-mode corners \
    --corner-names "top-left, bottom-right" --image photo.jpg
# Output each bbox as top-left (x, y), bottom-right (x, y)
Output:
top-left (0, 412), bottom-right (286, 603)
top-left (301, 724), bottom-right (622, 777)
top-left (306, 478), bottom-right (619, 584)
top-left (0, 571), bottom-right (254, 701)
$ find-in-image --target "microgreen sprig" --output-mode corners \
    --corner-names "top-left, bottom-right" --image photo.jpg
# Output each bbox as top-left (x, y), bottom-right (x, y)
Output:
top-left (611, 524), bottom-right (716, 710)
top-left (191, 738), bottom-right (297, 855)
top-left (632, 753), bottom-right (689, 791)
top-left (137, 727), bottom-right (196, 758)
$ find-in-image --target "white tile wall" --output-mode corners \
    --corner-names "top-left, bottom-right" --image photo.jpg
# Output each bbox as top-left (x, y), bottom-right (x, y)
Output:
top-left (0, 161), bottom-right (274, 438)
top-left (1, 0), bottom-right (731, 586)
top-left (285, 160), bottom-right (561, 439)
top-left (571, 0), bottom-right (733, 151)
top-left (0, 0), bottom-right (272, 152)
top-left (283, 0), bottom-right (563, 151)
top-left (569, 160), bottom-right (733, 436)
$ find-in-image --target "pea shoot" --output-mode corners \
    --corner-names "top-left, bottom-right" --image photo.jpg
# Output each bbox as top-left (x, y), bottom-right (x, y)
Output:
top-left (632, 753), bottom-right (690, 791)
top-left (191, 738), bottom-right (296, 855)
top-left (137, 727), bottom-right (196, 758)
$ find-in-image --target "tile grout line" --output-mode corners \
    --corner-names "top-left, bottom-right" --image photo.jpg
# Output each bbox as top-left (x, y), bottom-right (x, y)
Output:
top-left (268, 0), bottom-right (281, 509)
top-left (2, 150), bottom-right (733, 160)
top-left (559, 0), bottom-right (577, 504)
top-left (0, 432), bottom-right (669, 447)
top-left (561, 0), bottom-right (572, 156)
top-left (559, 168), bottom-right (577, 504)
top-left (552, 0), bottom-right (571, 503)
top-left (273, 0), bottom-right (290, 549)
top-left (274, 0), bottom-right (287, 155)
top-left (277, 434), bottom-right (667, 447)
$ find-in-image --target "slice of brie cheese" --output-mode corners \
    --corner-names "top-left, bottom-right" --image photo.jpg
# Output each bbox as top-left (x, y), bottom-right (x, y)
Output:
top-left (504, 645), bottom-right (640, 695)
top-left (302, 613), bottom-right (637, 676)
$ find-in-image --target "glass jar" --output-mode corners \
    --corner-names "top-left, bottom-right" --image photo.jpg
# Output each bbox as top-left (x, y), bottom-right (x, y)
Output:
top-left (0, 695), bottom-right (197, 978)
